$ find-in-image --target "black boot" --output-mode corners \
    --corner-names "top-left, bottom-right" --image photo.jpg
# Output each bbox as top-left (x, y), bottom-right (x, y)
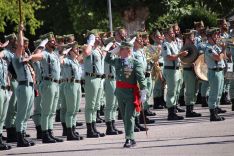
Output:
top-left (135, 117), bottom-right (148, 131)
top-left (167, 107), bottom-right (184, 120)
top-left (134, 126), bottom-right (140, 132)
top-left (232, 99), bottom-right (234, 111)
top-left (0, 134), bottom-right (11, 150)
top-left (201, 96), bottom-right (208, 107)
top-left (92, 122), bottom-right (105, 137)
top-left (22, 131), bottom-right (30, 138)
top-left (96, 110), bottom-right (105, 123)
top-left (6, 127), bottom-right (17, 143)
top-left (1, 135), bottom-right (6, 141)
top-left (144, 108), bottom-right (156, 116)
top-left (100, 105), bottom-right (105, 116)
top-left (123, 139), bottom-right (136, 148)
top-left (36, 125), bottom-right (42, 139)
top-left (221, 92), bottom-right (232, 105)
top-left (48, 129), bottom-right (63, 142)
top-left (106, 122), bottom-right (118, 135)
top-left (160, 96), bottom-right (167, 108)
top-left (175, 105), bottom-right (185, 112)
top-left (112, 120), bottom-right (123, 134)
top-left (216, 107), bottom-right (227, 114)
top-left (139, 112), bottom-right (155, 124)
top-left (210, 109), bottom-right (225, 121)
top-left (178, 96), bottom-right (185, 106)
top-left (86, 123), bottom-right (99, 138)
top-left (186, 105), bottom-right (202, 117)
top-left (76, 122), bottom-right (83, 127)
top-left (55, 109), bottom-right (61, 122)
top-left (16, 132), bottom-right (30, 147)
top-left (72, 126), bottom-right (83, 140)
top-left (153, 97), bottom-right (164, 109)
top-left (196, 92), bottom-right (202, 104)
top-left (42, 130), bottom-right (56, 143)
top-left (62, 123), bottom-right (67, 136)
top-left (117, 109), bottom-right (122, 120)
top-left (67, 128), bottom-right (79, 140)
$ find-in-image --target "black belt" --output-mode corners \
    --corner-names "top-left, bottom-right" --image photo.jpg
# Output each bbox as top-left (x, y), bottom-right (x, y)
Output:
top-left (159, 63), bottom-right (163, 67)
top-left (102, 74), bottom-right (114, 79)
top-left (85, 72), bottom-right (102, 78)
top-left (18, 81), bottom-right (34, 87)
top-left (164, 66), bottom-right (180, 70)
top-left (145, 72), bottom-right (151, 78)
top-left (66, 78), bottom-right (81, 83)
top-left (183, 67), bottom-right (193, 71)
top-left (43, 77), bottom-right (60, 83)
top-left (209, 68), bottom-right (224, 71)
top-left (59, 79), bottom-right (66, 83)
top-left (1, 86), bottom-right (11, 91)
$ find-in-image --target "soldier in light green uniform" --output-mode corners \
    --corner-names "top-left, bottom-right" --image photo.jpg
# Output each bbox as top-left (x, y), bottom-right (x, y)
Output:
top-left (3, 34), bottom-right (18, 143)
top-left (204, 28), bottom-right (226, 121)
top-left (83, 31), bottom-right (106, 138)
top-left (0, 41), bottom-right (12, 150)
top-left (31, 39), bottom-right (46, 139)
top-left (105, 41), bottom-right (147, 148)
top-left (152, 30), bottom-right (166, 109)
top-left (12, 23), bottom-right (35, 147)
top-left (182, 30), bottom-right (201, 117)
top-left (141, 33), bottom-right (157, 117)
top-left (162, 26), bottom-right (187, 120)
top-left (61, 43), bottom-right (84, 140)
top-left (29, 32), bottom-right (64, 143)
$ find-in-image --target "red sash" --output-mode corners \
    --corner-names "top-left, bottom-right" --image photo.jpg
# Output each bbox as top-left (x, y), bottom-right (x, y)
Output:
top-left (116, 81), bottom-right (141, 112)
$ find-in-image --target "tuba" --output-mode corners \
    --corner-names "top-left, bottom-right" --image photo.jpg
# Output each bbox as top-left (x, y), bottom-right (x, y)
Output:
top-left (144, 45), bottom-right (162, 80)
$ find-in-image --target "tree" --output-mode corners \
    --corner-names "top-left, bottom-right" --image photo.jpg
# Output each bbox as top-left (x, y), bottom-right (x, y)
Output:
top-left (0, 0), bottom-right (43, 35)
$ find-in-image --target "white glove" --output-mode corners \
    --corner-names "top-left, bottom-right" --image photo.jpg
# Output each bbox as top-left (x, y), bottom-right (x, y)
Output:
top-left (104, 42), bottom-right (113, 51)
top-left (63, 48), bottom-right (72, 55)
top-left (87, 34), bottom-right (96, 46)
top-left (38, 38), bottom-right (48, 49)
top-left (129, 37), bottom-right (136, 45)
top-left (109, 45), bottom-right (120, 55)
top-left (140, 89), bottom-right (147, 104)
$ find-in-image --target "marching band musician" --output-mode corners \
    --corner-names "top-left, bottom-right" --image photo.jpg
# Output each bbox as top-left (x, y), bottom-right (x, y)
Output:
top-left (181, 30), bottom-right (202, 117)
top-left (162, 26), bottom-right (188, 120)
top-left (218, 19), bottom-right (233, 106)
top-left (194, 21), bottom-right (210, 107)
top-left (151, 30), bottom-right (166, 109)
top-left (204, 28), bottom-right (226, 121)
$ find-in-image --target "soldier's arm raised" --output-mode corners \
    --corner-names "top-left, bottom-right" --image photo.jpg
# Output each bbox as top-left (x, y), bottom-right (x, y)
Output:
top-left (15, 23), bottom-right (24, 57)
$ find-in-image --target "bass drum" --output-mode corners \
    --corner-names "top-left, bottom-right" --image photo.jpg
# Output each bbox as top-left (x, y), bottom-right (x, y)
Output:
top-left (194, 54), bottom-right (208, 81)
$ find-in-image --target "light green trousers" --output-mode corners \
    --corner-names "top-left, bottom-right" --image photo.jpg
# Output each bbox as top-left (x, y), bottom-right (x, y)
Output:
top-left (32, 83), bottom-right (42, 126)
top-left (84, 76), bottom-right (101, 123)
top-left (40, 80), bottom-right (59, 131)
top-left (59, 83), bottom-right (66, 123)
top-left (0, 89), bottom-right (10, 133)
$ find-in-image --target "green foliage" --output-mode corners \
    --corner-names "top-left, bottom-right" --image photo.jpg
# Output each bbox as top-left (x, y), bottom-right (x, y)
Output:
top-left (179, 7), bottom-right (218, 31)
top-left (0, 0), bottom-right (43, 35)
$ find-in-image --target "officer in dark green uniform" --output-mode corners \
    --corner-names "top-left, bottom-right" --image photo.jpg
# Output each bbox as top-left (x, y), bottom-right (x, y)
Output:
top-left (105, 41), bottom-right (147, 148)
top-left (0, 41), bottom-right (12, 150)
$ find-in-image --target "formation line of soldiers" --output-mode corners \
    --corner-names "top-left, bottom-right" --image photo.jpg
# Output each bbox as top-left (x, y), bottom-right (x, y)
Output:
top-left (0, 18), bottom-right (234, 149)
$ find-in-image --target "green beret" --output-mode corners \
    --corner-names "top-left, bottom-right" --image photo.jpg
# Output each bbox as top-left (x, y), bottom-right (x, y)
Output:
top-left (155, 30), bottom-right (161, 36)
top-left (24, 37), bottom-right (29, 42)
top-left (56, 35), bottom-right (65, 43)
top-left (120, 41), bottom-right (133, 48)
top-left (102, 37), bottom-right (115, 45)
top-left (40, 32), bottom-right (55, 41)
top-left (194, 21), bottom-right (204, 27)
top-left (183, 29), bottom-right (195, 38)
top-left (4, 33), bottom-right (17, 41)
top-left (217, 18), bottom-right (227, 25)
top-left (33, 39), bottom-right (42, 48)
top-left (85, 29), bottom-right (103, 37)
top-left (162, 26), bottom-right (173, 34)
top-left (206, 27), bottom-right (220, 35)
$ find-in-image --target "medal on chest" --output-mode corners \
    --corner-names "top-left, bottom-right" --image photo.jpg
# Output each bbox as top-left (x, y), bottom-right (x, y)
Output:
top-left (122, 59), bottom-right (133, 78)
